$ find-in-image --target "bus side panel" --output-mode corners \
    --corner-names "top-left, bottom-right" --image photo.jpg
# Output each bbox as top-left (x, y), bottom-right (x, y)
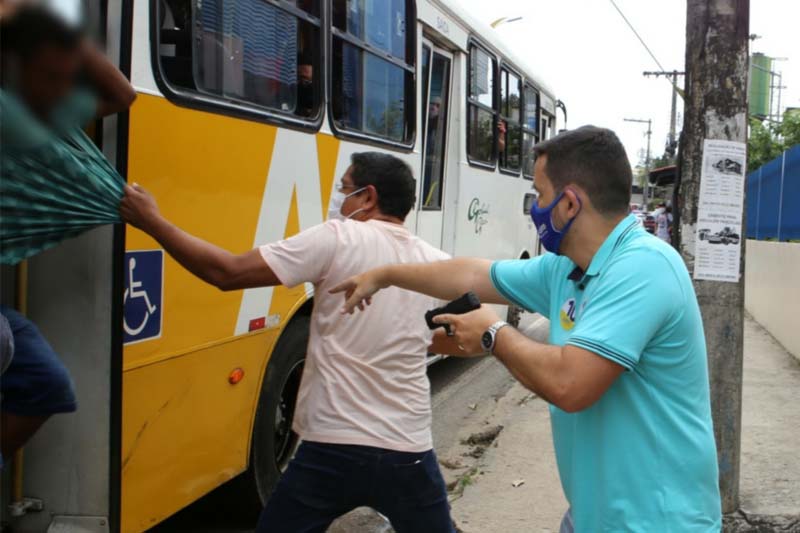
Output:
top-left (121, 95), bottom-right (281, 530)
top-left (447, 54), bottom-right (527, 263)
top-left (125, 95), bottom-right (279, 358)
top-left (121, 330), bottom-right (278, 532)
top-left (122, 94), bottom-right (335, 530)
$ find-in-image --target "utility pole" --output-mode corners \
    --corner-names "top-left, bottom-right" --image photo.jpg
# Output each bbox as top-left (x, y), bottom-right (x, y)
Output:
top-left (643, 70), bottom-right (685, 157)
top-left (624, 118), bottom-right (652, 209)
top-left (678, 0), bottom-right (749, 513)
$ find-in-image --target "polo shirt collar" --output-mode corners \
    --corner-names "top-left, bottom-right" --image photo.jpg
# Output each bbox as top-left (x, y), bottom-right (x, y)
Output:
top-left (567, 214), bottom-right (640, 281)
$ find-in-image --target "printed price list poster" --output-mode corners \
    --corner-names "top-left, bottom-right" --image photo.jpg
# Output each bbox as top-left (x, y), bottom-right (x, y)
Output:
top-left (694, 139), bottom-right (747, 282)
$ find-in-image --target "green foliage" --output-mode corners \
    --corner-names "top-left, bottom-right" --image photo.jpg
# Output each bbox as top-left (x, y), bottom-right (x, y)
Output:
top-left (748, 111), bottom-right (800, 172)
top-left (748, 119), bottom-right (783, 171)
top-left (781, 110), bottom-right (800, 146)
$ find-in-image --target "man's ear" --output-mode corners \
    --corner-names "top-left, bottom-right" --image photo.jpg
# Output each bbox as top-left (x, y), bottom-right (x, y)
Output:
top-left (365, 184), bottom-right (380, 210)
top-left (563, 187), bottom-right (583, 217)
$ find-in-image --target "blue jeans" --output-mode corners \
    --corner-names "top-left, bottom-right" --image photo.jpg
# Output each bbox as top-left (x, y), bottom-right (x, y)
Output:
top-left (0, 306), bottom-right (77, 416)
top-left (257, 441), bottom-right (455, 533)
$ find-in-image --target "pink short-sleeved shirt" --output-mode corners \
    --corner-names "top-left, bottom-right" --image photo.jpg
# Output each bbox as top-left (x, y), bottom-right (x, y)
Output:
top-left (260, 219), bottom-right (449, 452)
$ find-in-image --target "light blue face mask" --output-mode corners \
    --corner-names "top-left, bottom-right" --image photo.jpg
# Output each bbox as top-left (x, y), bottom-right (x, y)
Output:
top-left (327, 186), bottom-right (367, 221)
top-left (529, 189), bottom-right (582, 254)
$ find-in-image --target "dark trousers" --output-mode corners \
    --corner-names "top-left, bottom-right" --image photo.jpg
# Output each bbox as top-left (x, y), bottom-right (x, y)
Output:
top-left (257, 441), bottom-right (455, 533)
top-left (0, 306), bottom-right (76, 416)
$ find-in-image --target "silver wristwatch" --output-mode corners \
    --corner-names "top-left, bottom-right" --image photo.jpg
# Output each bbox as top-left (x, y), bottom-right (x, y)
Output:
top-left (481, 321), bottom-right (510, 354)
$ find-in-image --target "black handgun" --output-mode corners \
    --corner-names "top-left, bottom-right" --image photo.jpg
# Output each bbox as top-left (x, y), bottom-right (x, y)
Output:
top-left (425, 292), bottom-right (481, 335)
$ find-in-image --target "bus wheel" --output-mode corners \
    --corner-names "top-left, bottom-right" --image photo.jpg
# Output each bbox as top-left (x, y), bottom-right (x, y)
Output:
top-left (237, 315), bottom-right (308, 513)
top-left (506, 303), bottom-right (523, 328)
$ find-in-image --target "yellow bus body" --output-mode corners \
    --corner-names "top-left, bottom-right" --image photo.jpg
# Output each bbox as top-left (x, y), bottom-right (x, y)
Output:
top-left (122, 93), bottom-right (340, 531)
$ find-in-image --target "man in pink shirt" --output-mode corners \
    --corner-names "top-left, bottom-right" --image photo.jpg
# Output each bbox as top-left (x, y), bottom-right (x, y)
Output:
top-left (120, 152), bottom-right (457, 533)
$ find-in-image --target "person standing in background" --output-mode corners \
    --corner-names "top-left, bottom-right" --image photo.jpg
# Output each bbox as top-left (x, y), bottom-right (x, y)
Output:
top-left (655, 202), bottom-right (670, 243)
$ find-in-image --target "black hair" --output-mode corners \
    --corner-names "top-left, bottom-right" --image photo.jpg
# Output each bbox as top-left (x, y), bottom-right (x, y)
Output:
top-left (533, 125), bottom-right (632, 215)
top-left (349, 152), bottom-right (416, 220)
top-left (0, 5), bottom-right (82, 61)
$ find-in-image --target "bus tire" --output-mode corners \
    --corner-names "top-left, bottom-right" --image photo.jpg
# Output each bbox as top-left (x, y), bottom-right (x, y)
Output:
top-left (235, 315), bottom-right (309, 514)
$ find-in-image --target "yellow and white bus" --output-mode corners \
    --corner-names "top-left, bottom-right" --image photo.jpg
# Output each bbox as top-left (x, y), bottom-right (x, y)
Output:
top-left (1, 0), bottom-right (563, 531)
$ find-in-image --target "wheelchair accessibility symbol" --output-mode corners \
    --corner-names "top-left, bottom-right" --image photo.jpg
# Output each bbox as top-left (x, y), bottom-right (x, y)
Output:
top-left (123, 250), bottom-right (163, 344)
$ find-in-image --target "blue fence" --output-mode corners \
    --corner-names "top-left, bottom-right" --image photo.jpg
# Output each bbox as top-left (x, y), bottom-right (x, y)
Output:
top-left (746, 144), bottom-right (800, 241)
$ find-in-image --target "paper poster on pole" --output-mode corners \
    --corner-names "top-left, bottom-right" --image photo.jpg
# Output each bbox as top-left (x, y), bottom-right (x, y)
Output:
top-left (694, 139), bottom-right (747, 282)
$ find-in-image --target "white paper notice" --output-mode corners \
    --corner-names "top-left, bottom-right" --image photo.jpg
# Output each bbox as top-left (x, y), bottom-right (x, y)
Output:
top-left (694, 139), bottom-right (746, 282)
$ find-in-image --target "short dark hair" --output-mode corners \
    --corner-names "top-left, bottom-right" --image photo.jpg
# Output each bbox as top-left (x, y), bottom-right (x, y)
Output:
top-left (0, 5), bottom-right (82, 61)
top-left (533, 126), bottom-right (632, 215)
top-left (349, 152), bottom-right (416, 220)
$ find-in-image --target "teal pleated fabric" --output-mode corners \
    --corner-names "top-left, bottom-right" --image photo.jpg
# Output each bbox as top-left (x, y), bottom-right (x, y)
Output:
top-left (0, 89), bottom-right (125, 265)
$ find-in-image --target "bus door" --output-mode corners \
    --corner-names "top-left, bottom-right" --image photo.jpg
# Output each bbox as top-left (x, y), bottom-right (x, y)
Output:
top-left (0, 1), bottom-right (125, 531)
top-left (416, 40), bottom-right (453, 249)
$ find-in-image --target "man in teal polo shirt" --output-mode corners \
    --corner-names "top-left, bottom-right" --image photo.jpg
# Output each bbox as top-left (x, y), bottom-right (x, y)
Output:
top-left (332, 126), bottom-right (722, 531)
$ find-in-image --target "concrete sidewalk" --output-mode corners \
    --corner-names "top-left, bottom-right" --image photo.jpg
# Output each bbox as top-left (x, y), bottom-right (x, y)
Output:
top-left (448, 383), bottom-right (565, 533)
top-left (447, 314), bottom-right (800, 532)
top-left (728, 314), bottom-right (800, 531)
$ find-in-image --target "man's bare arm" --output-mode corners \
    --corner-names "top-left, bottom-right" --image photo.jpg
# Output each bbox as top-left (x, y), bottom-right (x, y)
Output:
top-left (330, 258), bottom-right (509, 314)
top-left (121, 184), bottom-right (279, 291)
top-left (427, 306), bottom-right (625, 412)
top-left (82, 41), bottom-right (136, 117)
top-left (492, 327), bottom-right (625, 412)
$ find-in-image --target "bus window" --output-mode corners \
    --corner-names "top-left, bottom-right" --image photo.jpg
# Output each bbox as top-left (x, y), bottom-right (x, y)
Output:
top-left (421, 48), bottom-right (452, 210)
top-left (331, 0), bottom-right (415, 144)
top-left (541, 112), bottom-right (554, 141)
top-left (156, 0), bottom-right (322, 120)
top-left (499, 67), bottom-right (522, 174)
top-left (522, 84), bottom-right (539, 179)
top-left (467, 43), bottom-right (497, 166)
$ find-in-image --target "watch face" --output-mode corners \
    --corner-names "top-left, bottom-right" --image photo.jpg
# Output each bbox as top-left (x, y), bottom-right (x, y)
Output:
top-left (481, 331), bottom-right (493, 351)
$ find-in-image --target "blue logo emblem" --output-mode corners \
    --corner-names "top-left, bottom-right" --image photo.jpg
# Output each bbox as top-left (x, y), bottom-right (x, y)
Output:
top-left (123, 250), bottom-right (163, 344)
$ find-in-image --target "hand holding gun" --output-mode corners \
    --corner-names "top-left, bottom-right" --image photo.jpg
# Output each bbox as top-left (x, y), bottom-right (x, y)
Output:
top-left (425, 292), bottom-right (481, 336)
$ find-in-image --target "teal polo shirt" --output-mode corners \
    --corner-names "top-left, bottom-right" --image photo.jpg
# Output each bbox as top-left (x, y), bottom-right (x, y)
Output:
top-left (491, 215), bottom-right (721, 532)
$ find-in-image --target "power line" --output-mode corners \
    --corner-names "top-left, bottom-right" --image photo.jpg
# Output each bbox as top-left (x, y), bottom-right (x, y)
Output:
top-left (608, 0), bottom-right (667, 73)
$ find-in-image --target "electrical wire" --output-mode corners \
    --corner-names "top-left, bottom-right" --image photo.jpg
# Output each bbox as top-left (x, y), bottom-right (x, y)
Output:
top-left (608, 0), bottom-right (668, 72)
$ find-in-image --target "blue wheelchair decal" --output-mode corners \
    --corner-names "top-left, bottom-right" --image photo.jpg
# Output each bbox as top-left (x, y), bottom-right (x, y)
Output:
top-left (123, 250), bottom-right (163, 344)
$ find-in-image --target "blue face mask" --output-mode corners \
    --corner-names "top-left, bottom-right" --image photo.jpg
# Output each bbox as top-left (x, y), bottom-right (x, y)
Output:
top-left (530, 190), bottom-right (582, 254)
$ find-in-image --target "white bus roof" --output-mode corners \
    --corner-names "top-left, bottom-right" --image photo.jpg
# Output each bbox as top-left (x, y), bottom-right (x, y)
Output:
top-left (428, 0), bottom-right (558, 100)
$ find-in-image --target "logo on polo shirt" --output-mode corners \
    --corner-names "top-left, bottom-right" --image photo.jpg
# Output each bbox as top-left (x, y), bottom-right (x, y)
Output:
top-left (559, 298), bottom-right (577, 330)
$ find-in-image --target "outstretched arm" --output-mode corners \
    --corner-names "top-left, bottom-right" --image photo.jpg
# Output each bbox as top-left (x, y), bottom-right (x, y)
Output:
top-left (431, 306), bottom-right (625, 413)
top-left (82, 40), bottom-right (137, 117)
top-left (120, 184), bottom-right (279, 291)
top-left (329, 258), bottom-right (509, 314)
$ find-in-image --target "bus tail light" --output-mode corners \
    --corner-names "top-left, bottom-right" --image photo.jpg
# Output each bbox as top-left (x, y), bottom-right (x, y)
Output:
top-left (228, 368), bottom-right (245, 385)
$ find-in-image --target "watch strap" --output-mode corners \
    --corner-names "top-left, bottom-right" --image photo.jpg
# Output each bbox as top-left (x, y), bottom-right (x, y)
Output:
top-left (486, 320), bottom-right (510, 354)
